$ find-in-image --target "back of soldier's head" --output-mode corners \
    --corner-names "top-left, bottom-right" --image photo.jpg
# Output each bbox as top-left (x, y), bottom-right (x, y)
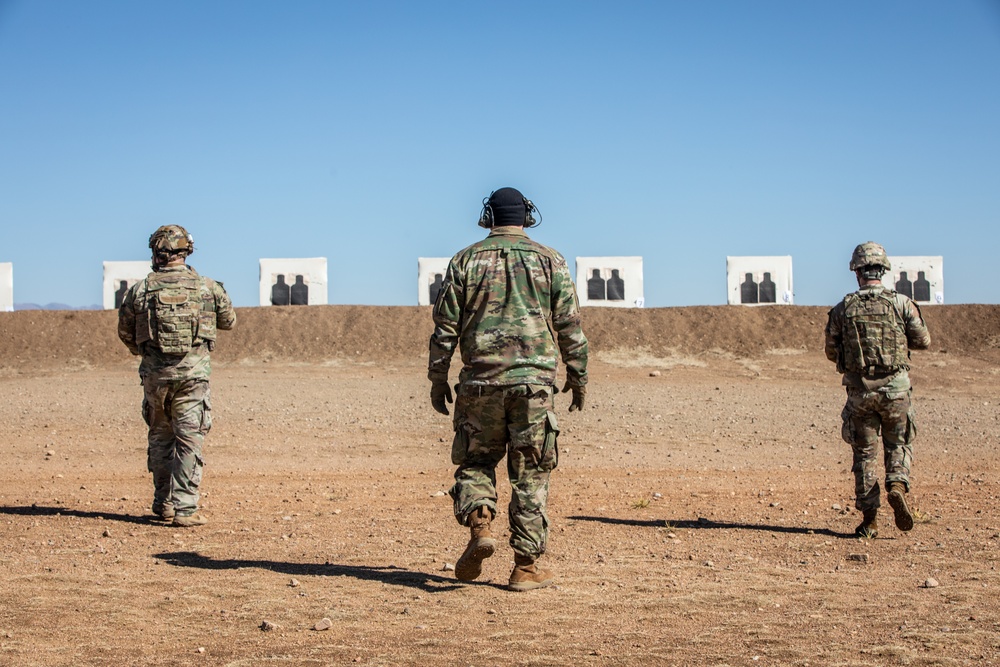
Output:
top-left (478, 187), bottom-right (540, 229)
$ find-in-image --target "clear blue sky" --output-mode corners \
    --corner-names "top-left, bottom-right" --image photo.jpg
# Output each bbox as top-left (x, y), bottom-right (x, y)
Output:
top-left (1, 0), bottom-right (998, 308)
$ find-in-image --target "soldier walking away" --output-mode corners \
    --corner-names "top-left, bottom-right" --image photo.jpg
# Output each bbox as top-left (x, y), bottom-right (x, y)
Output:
top-left (118, 226), bottom-right (236, 527)
top-left (428, 188), bottom-right (588, 591)
top-left (825, 242), bottom-right (930, 539)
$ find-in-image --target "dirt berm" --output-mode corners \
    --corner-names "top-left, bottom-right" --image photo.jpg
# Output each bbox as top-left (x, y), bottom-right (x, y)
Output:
top-left (2, 304), bottom-right (998, 371)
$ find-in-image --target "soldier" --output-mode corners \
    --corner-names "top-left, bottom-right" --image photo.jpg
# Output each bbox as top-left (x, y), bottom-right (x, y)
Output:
top-left (825, 242), bottom-right (930, 539)
top-left (428, 187), bottom-right (588, 591)
top-left (118, 225), bottom-right (236, 527)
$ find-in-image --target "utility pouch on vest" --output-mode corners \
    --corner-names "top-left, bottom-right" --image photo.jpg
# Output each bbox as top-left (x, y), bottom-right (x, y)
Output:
top-left (198, 312), bottom-right (217, 342)
top-left (135, 308), bottom-right (153, 345)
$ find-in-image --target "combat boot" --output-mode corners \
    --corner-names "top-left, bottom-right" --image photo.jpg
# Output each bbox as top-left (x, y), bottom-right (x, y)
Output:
top-left (855, 509), bottom-right (878, 539)
top-left (887, 482), bottom-right (914, 532)
top-left (455, 506), bottom-right (496, 581)
top-left (508, 554), bottom-right (554, 592)
top-left (151, 502), bottom-right (175, 521)
top-left (172, 512), bottom-right (208, 528)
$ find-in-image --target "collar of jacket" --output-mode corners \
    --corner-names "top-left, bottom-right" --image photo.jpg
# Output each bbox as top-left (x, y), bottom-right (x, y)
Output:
top-left (487, 226), bottom-right (528, 238)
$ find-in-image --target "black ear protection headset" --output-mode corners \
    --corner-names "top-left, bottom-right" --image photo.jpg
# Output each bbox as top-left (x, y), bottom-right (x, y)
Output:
top-left (478, 191), bottom-right (542, 229)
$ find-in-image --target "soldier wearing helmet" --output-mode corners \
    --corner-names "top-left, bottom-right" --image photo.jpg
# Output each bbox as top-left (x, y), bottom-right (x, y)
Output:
top-left (825, 242), bottom-right (931, 539)
top-left (117, 225), bottom-right (236, 527)
top-left (428, 187), bottom-right (588, 591)
top-left (149, 224), bottom-right (194, 269)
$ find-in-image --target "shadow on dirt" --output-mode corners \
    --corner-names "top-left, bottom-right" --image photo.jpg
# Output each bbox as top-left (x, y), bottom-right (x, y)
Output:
top-left (153, 551), bottom-right (493, 593)
top-left (0, 504), bottom-right (506, 592)
top-left (0, 505), bottom-right (152, 525)
top-left (568, 515), bottom-right (855, 539)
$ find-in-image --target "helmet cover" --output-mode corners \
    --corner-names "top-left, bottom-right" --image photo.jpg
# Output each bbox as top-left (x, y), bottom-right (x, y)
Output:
top-left (849, 241), bottom-right (890, 272)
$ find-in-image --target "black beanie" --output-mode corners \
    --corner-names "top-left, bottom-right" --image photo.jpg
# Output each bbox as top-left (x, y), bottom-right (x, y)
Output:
top-left (488, 187), bottom-right (527, 227)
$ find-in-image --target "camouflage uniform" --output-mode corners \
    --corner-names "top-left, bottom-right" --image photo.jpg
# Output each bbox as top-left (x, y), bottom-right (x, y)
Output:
top-left (118, 265), bottom-right (236, 518)
top-left (429, 225), bottom-right (588, 558)
top-left (825, 284), bottom-right (930, 511)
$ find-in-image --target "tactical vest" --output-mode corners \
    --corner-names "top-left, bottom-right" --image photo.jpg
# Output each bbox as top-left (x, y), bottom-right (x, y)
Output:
top-left (840, 289), bottom-right (908, 375)
top-left (134, 271), bottom-right (217, 355)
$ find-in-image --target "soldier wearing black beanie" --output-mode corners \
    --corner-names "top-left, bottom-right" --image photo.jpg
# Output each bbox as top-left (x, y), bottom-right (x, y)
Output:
top-left (429, 184), bottom-right (588, 592)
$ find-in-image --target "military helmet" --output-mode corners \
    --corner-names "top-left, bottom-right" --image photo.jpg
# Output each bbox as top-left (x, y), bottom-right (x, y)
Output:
top-left (849, 242), bottom-right (890, 272)
top-left (149, 225), bottom-right (194, 257)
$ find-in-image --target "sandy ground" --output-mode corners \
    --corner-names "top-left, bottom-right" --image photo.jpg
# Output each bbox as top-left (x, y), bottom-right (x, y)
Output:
top-left (1, 306), bottom-right (999, 666)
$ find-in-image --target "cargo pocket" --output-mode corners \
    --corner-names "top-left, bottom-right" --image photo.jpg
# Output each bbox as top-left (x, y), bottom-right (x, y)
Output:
top-left (192, 455), bottom-right (205, 488)
top-left (904, 406), bottom-right (917, 444)
top-left (451, 424), bottom-right (471, 466)
top-left (840, 405), bottom-right (854, 445)
top-left (539, 411), bottom-right (560, 471)
top-left (141, 397), bottom-right (152, 427)
top-left (199, 391), bottom-right (213, 434)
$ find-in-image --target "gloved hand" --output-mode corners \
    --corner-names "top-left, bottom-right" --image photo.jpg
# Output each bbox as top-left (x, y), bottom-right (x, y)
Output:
top-left (561, 381), bottom-right (586, 412)
top-left (430, 381), bottom-right (453, 415)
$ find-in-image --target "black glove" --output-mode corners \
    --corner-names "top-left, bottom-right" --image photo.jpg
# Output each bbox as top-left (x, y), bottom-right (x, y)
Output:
top-left (431, 381), bottom-right (453, 415)
top-left (561, 381), bottom-right (586, 412)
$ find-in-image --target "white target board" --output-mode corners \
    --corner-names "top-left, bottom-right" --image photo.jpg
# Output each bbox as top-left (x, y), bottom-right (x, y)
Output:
top-left (103, 261), bottom-right (153, 310)
top-left (0, 263), bottom-right (12, 312)
top-left (576, 257), bottom-right (644, 308)
top-left (727, 256), bottom-right (794, 306)
top-left (418, 257), bottom-right (450, 306)
top-left (887, 256), bottom-right (943, 305)
top-left (259, 258), bottom-right (328, 306)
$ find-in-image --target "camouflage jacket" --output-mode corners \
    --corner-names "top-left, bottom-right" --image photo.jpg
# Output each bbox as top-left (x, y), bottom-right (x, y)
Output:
top-left (825, 284), bottom-right (930, 392)
top-left (428, 226), bottom-right (588, 387)
top-left (118, 265), bottom-right (236, 381)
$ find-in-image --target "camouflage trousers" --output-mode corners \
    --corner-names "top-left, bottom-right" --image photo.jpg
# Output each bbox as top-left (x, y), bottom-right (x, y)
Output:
top-left (449, 384), bottom-right (559, 559)
top-left (142, 377), bottom-right (212, 517)
top-left (840, 387), bottom-right (916, 511)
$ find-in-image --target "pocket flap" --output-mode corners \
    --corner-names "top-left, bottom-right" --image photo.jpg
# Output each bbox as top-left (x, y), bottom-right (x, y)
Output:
top-left (546, 410), bottom-right (559, 433)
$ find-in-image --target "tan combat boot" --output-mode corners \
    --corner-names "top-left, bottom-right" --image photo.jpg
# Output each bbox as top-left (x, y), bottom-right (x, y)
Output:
top-left (855, 509), bottom-right (878, 539)
top-left (887, 482), bottom-right (913, 531)
top-left (454, 506), bottom-right (496, 581)
top-left (151, 502), bottom-right (175, 521)
top-left (508, 554), bottom-right (554, 592)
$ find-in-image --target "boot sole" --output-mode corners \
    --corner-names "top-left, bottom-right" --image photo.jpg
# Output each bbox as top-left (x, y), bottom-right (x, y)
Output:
top-left (888, 490), bottom-right (914, 531)
top-left (172, 516), bottom-right (208, 528)
top-left (455, 538), bottom-right (496, 581)
top-left (507, 577), bottom-right (554, 592)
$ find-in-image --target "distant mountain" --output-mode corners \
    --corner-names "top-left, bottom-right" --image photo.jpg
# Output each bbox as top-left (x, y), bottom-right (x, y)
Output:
top-left (14, 303), bottom-right (103, 311)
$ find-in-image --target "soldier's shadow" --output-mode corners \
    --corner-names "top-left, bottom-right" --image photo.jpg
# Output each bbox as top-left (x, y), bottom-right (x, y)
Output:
top-left (153, 551), bottom-right (491, 593)
top-left (0, 505), bottom-right (498, 592)
top-left (568, 515), bottom-right (855, 539)
top-left (0, 505), bottom-right (150, 525)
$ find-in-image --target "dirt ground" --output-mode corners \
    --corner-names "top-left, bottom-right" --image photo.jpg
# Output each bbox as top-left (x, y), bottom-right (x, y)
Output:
top-left (1, 305), bottom-right (998, 666)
